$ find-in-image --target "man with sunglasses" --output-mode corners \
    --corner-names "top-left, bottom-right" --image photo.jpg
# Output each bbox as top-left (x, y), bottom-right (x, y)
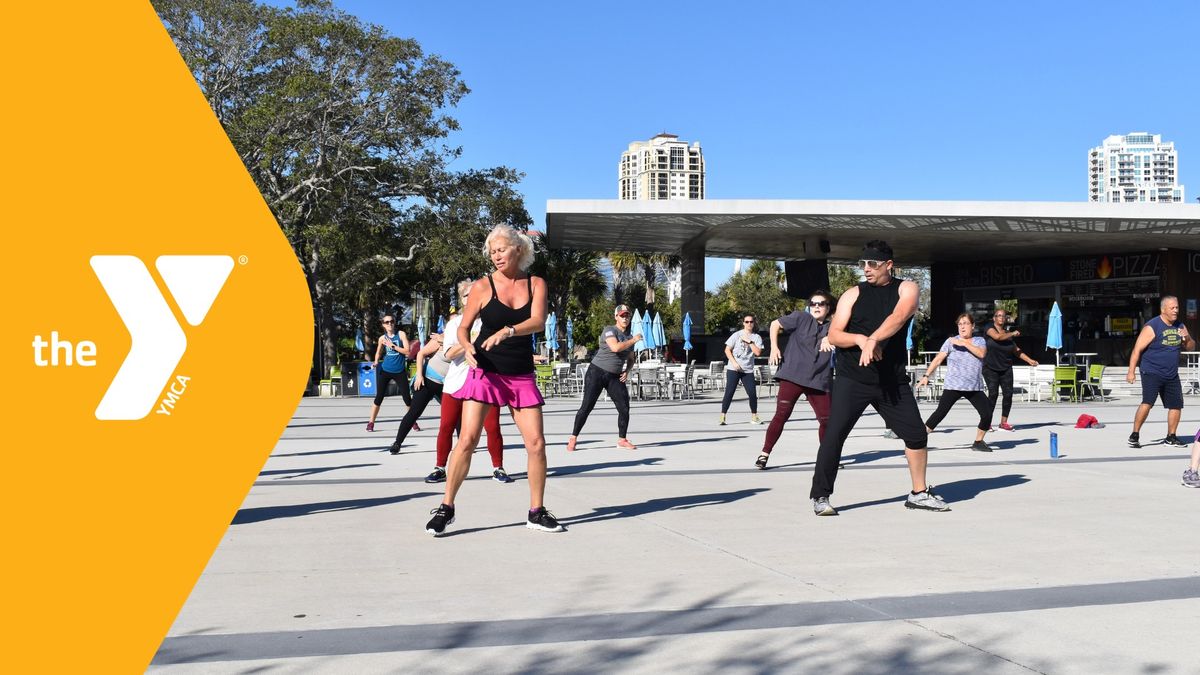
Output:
top-left (758, 291), bottom-right (836, 469)
top-left (810, 240), bottom-right (949, 515)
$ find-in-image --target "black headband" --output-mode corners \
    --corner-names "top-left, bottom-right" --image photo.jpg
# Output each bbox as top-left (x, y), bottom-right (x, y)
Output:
top-left (862, 248), bottom-right (891, 262)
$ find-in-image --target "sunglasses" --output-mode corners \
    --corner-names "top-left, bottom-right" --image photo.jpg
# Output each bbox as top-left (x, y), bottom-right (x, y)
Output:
top-left (858, 259), bottom-right (888, 269)
top-left (809, 301), bottom-right (829, 307)
top-left (382, 320), bottom-right (394, 324)
top-left (743, 320), bottom-right (755, 324)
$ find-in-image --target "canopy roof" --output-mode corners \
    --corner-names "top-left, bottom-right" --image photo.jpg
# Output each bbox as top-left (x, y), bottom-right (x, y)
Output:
top-left (545, 199), bottom-right (1200, 263)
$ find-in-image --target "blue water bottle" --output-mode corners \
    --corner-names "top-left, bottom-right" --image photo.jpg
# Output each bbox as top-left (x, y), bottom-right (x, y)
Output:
top-left (1050, 432), bottom-right (1059, 459)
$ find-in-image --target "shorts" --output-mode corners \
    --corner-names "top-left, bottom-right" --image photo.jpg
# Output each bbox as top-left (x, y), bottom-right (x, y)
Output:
top-left (1140, 372), bottom-right (1183, 409)
top-left (452, 368), bottom-right (544, 409)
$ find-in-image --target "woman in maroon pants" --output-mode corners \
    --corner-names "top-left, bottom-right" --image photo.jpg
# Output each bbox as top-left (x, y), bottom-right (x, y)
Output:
top-left (757, 290), bottom-right (836, 469)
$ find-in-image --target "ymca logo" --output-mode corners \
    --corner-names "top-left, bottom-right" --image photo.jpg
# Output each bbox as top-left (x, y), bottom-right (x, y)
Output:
top-left (89, 255), bottom-right (234, 420)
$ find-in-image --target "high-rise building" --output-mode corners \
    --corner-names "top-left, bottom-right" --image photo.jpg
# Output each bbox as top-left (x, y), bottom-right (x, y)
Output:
top-left (1089, 133), bottom-right (1184, 203)
top-left (619, 133), bottom-right (705, 201)
top-left (617, 134), bottom-right (706, 301)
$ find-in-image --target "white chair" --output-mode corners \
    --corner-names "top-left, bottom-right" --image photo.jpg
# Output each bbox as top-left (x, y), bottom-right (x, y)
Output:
top-left (1026, 365), bottom-right (1057, 402)
top-left (669, 364), bottom-right (696, 400)
top-left (754, 365), bottom-right (777, 397)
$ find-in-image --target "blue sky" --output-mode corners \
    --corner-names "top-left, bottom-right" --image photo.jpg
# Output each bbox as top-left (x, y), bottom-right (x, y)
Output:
top-left (330, 0), bottom-right (1199, 289)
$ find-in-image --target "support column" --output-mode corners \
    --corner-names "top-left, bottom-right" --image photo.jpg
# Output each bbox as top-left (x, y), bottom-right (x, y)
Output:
top-left (680, 242), bottom-right (705, 333)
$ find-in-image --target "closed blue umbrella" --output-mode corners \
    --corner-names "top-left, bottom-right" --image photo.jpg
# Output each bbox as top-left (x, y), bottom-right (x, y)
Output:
top-left (682, 313), bottom-right (693, 351)
top-left (1047, 302), bottom-right (1063, 364)
top-left (546, 312), bottom-right (559, 354)
top-left (417, 316), bottom-right (427, 346)
top-left (905, 316), bottom-right (915, 364)
top-left (653, 313), bottom-right (666, 355)
top-left (566, 317), bottom-right (574, 356)
top-left (642, 311), bottom-right (656, 350)
top-left (436, 315), bottom-right (445, 334)
top-left (632, 309), bottom-right (645, 352)
top-left (355, 328), bottom-right (365, 354)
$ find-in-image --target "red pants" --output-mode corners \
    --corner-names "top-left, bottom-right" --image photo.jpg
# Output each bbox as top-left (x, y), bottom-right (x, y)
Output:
top-left (437, 395), bottom-right (503, 468)
top-left (762, 379), bottom-right (830, 454)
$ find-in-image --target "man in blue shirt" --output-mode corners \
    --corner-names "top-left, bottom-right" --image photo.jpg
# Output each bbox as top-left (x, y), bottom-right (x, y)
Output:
top-left (1126, 296), bottom-right (1195, 448)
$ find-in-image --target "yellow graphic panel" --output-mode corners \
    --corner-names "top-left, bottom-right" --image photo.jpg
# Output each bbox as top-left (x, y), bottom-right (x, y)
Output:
top-left (1, 2), bottom-right (313, 670)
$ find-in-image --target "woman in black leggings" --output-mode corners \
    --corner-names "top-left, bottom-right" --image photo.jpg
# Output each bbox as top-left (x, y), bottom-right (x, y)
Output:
top-left (720, 314), bottom-right (764, 425)
top-left (366, 314), bottom-right (412, 432)
top-left (983, 308), bottom-right (1038, 432)
top-left (918, 313), bottom-right (993, 452)
top-left (567, 304), bottom-right (642, 451)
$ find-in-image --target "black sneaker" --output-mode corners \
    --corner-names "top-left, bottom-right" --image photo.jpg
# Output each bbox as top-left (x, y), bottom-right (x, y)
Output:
top-left (1164, 434), bottom-right (1188, 448)
top-left (755, 453), bottom-right (769, 470)
top-left (527, 507), bottom-right (565, 532)
top-left (425, 504), bottom-right (455, 536)
top-left (424, 467), bottom-right (447, 483)
top-left (492, 467), bottom-right (514, 483)
top-left (1128, 433), bottom-right (1141, 449)
top-left (971, 440), bottom-right (993, 453)
top-left (388, 442), bottom-right (402, 455)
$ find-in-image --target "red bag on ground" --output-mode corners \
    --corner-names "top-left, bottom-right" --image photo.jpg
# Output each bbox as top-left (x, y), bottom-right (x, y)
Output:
top-left (1075, 414), bottom-right (1103, 429)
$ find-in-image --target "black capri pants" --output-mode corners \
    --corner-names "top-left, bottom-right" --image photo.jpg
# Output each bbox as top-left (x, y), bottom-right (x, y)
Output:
top-left (373, 367), bottom-right (413, 407)
top-left (982, 367), bottom-right (1014, 419)
top-left (810, 377), bottom-right (927, 499)
top-left (572, 365), bottom-right (632, 438)
top-left (925, 389), bottom-right (993, 431)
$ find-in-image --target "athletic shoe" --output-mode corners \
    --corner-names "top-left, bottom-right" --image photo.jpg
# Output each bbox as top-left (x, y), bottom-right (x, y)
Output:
top-left (883, 429), bottom-right (898, 439)
top-left (1164, 434), bottom-right (1188, 448)
top-left (925, 484), bottom-right (945, 501)
top-left (425, 504), bottom-right (455, 536)
top-left (365, 421), bottom-right (375, 432)
top-left (492, 467), bottom-right (514, 483)
top-left (1182, 469), bottom-right (1200, 488)
top-left (751, 414), bottom-right (762, 425)
top-left (755, 453), bottom-right (770, 470)
top-left (527, 507), bottom-right (566, 532)
top-left (566, 435), bottom-right (578, 452)
top-left (905, 489), bottom-right (951, 511)
top-left (413, 422), bottom-right (422, 432)
top-left (388, 442), bottom-right (402, 455)
top-left (617, 438), bottom-right (637, 450)
top-left (812, 497), bottom-right (838, 516)
top-left (998, 422), bottom-right (1015, 432)
top-left (1128, 433), bottom-right (1141, 449)
top-left (424, 467), bottom-right (447, 483)
top-left (971, 440), bottom-right (994, 453)
top-left (718, 414), bottom-right (726, 426)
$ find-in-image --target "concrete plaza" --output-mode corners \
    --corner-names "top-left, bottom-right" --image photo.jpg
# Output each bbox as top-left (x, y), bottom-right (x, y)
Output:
top-left (152, 388), bottom-right (1199, 673)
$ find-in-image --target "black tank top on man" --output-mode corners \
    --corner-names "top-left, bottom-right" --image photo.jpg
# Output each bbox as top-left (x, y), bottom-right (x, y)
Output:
top-left (473, 274), bottom-right (535, 376)
top-left (836, 278), bottom-right (909, 388)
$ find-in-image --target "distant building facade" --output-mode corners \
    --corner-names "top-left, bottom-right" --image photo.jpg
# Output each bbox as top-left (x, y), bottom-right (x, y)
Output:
top-left (1089, 132), bottom-right (1184, 203)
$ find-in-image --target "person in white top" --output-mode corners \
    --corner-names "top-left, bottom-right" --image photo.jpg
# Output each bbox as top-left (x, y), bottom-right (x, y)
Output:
top-left (720, 314), bottom-right (764, 425)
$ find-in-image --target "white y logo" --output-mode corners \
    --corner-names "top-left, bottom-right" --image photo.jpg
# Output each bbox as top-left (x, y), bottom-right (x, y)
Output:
top-left (90, 255), bottom-right (234, 420)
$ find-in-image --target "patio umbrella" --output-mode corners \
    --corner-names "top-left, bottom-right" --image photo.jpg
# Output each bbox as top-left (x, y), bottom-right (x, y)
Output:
top-left (653, 313), bottom-right (666, 357)
top-left (566, 317), bottom-right (574, 357)
top-left (632, 309), bottom-right (645, 352)
top-left (436, 315), bottom-right (445, 334)
top-left (545, 312), bottom-right (559, 357)
top-left (417, 315), bottom-right (427, 346)
top-left (1047, 302), bottom-right (1064, 365)
top-left (905, 317), bottom-right (915, 365)
top-left (682, 313), bottom-right (694, 362)
top-left (642, 311), bottom-right (656, 352)
top-left (355, 328), bottom-right (365, 355)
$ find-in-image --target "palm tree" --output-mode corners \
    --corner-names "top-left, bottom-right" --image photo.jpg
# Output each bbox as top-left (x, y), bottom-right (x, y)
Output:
top-left (531, 238), bottom-right (606, 357)
top-left (607, 252), bottom-right (640, 307)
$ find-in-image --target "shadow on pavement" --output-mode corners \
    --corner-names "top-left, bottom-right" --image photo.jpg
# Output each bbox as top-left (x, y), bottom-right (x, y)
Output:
top-left (232, 492), bottom-right (439, 524)
top-left (548, 457), bottom-right (665, 477)
top-left (258, 463), bottom-right (381, 479)
top-left (562, 488), bottom-right (769, 526)
top-left (837, 474), bottom-right (1030, 512)
top-left (638, 435), bottom-right (747, 448)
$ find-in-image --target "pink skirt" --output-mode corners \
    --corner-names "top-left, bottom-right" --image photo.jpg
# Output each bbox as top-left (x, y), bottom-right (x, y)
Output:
top-left (452, 368), bottom-right (544, 409)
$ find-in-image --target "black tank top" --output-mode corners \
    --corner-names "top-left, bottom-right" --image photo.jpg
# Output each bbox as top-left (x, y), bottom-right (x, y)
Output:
top-left (473, 274), bottom-right (535, 375)
top-left (836, 278), bottom-right (909, 387)
top-left (984, 333), bottom-right (1017, 371)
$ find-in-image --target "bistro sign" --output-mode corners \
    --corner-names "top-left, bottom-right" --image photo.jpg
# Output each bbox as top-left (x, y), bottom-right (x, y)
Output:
top-left (953, 252), bottom-right (1163, 288)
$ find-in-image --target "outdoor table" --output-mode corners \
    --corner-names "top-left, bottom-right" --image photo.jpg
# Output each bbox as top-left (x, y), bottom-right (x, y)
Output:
top-left (1063, 352), bottom-right (1098, 369)
top-left (917, 351), bottom-right (939, 365)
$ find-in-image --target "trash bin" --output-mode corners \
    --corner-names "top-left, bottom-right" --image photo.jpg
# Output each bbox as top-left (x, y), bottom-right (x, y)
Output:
top-left (355, 361), bottom-right (377, 397)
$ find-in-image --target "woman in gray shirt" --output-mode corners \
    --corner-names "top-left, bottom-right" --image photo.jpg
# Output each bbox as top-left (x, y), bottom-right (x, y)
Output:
top-left (720, 314), bottom-right (765, 425)
top-left (567, 304), bottom-right (643, 451)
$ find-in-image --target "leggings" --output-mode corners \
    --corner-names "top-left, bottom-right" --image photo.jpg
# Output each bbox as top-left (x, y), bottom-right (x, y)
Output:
top-left (762, 379), bottom-right (831, 453)
top-left (374, 368), bottom-right (413, 407)
top-left (925, 389), bottom-right (992, 431)
top-left (393, 380), bottom-right (443, 445)
top-left (721, 369), bottom-right (758, 414)
top-left (810, 377), bottom-right (927, 499)
top-left (437, 394), bottom-right (503, 468)
top-left (982, 367), bottom-right (1014, 419)
top-left (571, 364), bottom-right (632, 438)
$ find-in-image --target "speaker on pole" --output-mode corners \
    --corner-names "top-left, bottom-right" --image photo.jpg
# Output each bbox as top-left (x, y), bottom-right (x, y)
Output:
top-left (785, 259), bottom-right (830, 299)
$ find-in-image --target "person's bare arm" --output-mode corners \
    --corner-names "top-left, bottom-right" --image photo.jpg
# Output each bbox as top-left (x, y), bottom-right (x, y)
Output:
top-left (372, 336), bottom-right (385, 367)
top-left (768, 319), bottom-right (784, 365)
top-left (724, 345), bottom-right (739, 371)
top-left (918, 351), bottom-right (948, 387)
top-left (826, 286), bottom-right (860, 349)
top-left (868, 280), bottom-right (919, 343)
top-left (953, 337), bottom-right (986, 359)
top-left (987, 325), bottom-right (1021, 341)
top-left (458, 278), bottom-right (488, 368)
top-left (1126, 324), bottom-right (1156, 383)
